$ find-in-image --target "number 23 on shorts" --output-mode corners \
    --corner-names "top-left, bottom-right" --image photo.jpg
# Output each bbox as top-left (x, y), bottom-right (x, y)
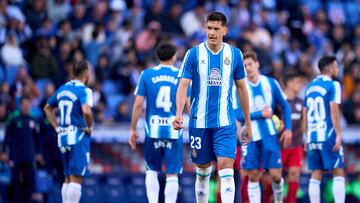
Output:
top-left (190, 136), bottom-right (201, 150)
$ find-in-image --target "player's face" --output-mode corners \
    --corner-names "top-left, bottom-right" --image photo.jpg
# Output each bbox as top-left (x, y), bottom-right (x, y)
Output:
top-left (244, 58), bottom-right (259, 77)
top-left (205, 20), bottom-right (227, 47)
top-left (20, 99), bottom-right (31, 115)
top-left (288, 77), bottom-right (304, 94)
top-left (330, 61), bottom-right (339, 78)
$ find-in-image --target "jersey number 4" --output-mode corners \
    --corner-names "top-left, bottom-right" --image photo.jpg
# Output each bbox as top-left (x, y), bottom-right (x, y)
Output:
top-left (59, 100), bottom-right (73, 125)
top-left (156, 86), bottom-right (172, 112)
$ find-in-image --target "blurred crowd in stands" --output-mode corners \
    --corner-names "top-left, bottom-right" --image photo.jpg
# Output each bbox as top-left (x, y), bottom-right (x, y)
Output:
top-left (0, 0), bottom-right (359, 125)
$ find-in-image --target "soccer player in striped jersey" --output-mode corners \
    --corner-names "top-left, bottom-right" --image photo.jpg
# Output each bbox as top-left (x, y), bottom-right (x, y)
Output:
top-left (304, 56), bottom-right (345, 203)
top-left (129, 42), bottom-right (189, 203)
top-left (173, 12), bottom-right (252, 203)
top-left (44, 61), bottom-right (93, 203)
top-left (235, 52), bottom-right (292, 203)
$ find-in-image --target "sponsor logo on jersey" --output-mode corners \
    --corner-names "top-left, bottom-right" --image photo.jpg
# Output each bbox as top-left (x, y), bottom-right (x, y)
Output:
top-left (150, 116), bottom-right (173, 126)
top-left (208, 68), bottom-right (222, 86)
top-left (153, 140), bottom-right (172, 149)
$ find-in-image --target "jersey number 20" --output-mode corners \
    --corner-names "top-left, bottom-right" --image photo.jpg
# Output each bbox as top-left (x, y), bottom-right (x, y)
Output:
top-left (156, 86), bottom-right (172, 112)
top-left (307, 96), bottom-right (325, 123)
top-left (59, 100), bottom-right (73, 125)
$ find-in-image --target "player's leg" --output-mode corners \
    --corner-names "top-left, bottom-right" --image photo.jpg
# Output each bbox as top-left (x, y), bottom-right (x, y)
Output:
top-left (323, 136), bottom-right (345, 203)
top-left (66, 138), bottom-right (90, 203)
top-left (332, 168), bottom-right (345, 203)
top-left (190, 127), bottom-right (215, 203)
top-left (308, 170), bottom-right (322, 203)
top-left (144, 137), bottom-right (162, 203)
top-left (213, 125), bottom-right (238, 202)
top-left (284, 147), bottom-right (303, 203)
top-left (241, 140), bottom-right (261, 203)
top-left (164, 138), bottom-right (183, 203)
top-left (263, 135), bottom-right (284, 203)
top-left (60, 146), bottom-right (71, 203)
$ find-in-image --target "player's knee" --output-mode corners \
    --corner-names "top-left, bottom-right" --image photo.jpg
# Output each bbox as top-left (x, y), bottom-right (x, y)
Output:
top-left (217, 157), bottom-right (234, 170)
top-left (288, 168), bottom-right (300, 182)
top-left (248, 170), bottom-right (260, 182)
top-left (332, 168), bottom-right (345, 177)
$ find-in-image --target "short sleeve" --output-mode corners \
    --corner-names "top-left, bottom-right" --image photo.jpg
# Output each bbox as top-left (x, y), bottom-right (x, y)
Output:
top-left (134, 71), bottom-right (146, 96)
top-left (178, 49), bottom-right (195, 79)
top-left (81, 87), bottom-right (93, 107)
top-left (47, 91), bottom-right (58, 107)
top-left (330, 81), bottom-right (341, 104)
top-left (272, 79), bottom-right (287, 100)
top-left (233, 49), bottom-right (247, 81)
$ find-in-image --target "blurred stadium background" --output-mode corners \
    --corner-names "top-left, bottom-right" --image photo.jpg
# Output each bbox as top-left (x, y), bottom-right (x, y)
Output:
top-left (0, 0), bottom-right (359, 202)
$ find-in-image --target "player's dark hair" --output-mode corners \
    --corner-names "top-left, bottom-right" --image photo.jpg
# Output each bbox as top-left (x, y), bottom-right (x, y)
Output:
top-left (156, 42), bottom-right (177, 61)
top-left (283, 70), bottom-right (303, 86)
top-left (243, 52), bottom-right (258, 62)
top-left (73, 61), bottom-right (89, 77)
top-left (318, 56), bottom-right (337, 73)
top-left (20, 95), bottom-right (31, 104)
top-left (206, 11), bottom-right (227, 26)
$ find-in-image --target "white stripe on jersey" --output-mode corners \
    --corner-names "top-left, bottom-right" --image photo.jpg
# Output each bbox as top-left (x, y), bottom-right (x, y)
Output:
top-left (196, 43), bottom-right (209, 128)
top-left (150, 123), bottom-right (159, 139)
top-left (247, 83), bottom-right (261, 141)
top-left (333, 82), bottom-right (341, 104)
top-left (261, 77), bottom-right (276, 135)
top-left (170, 116), bottom-right (180, 139)
top-left (219, 44), bottom-right (232, 126)
top-left (178, 50), bottom-right (190, 77)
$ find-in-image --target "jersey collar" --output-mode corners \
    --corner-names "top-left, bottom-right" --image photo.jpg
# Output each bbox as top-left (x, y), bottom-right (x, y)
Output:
top-left (70, 79), bottom-right (85, 86)
top-left (317, 75), bottom-right (332, 81)
top-left (204, 42), bottom-right (224, 55)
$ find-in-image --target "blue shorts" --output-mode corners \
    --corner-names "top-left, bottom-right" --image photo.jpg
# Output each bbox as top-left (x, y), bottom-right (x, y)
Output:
top-left (61, 137), bottom-right (90, 177)
top-left (241, 135), bottom-right (282, 170)
top-left (144, 137), bottom-right (183, 174)
top-left (189, 125), bottom-right (237, 165)
top-left (307, 133), bottom-right (344, 171)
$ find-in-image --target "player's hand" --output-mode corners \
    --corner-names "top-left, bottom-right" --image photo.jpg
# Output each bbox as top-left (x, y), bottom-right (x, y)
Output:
top-left (262, 106), bottom-right (273, 119)
top-left (82, 126), bottom-right (93, 136)
top-left (280, 130), bottom-right (292, 148)
top-left (242, 124), bottom-right (252, 146)
top-left (333, 135), bottom-right (342, 152)
top-left (172, 115), bottom-right (184, 130)
top-left (129, 129), bottom-right (139, 151)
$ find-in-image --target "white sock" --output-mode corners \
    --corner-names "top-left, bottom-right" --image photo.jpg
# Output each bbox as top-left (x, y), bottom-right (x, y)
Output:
top-left (61, 183), bottom-right (69, 203)
top-left (248, 181), bottom-right (261, 203)
top-left (165, 176), bottom-right (179, 203)
top-left (333, 176), bottom-right (345, 203)
top-left (66, 182), bottom-right (82, 203)
top-left (218, 168), bottom-right (235, 203)
top-left (309, 178), bottom-right (321, 203)
top-left (145, 170), bottom-right (159, 203)
top-left (195, 166), bottom-right (212, 203)
top-left (272, 178), bottom-right (284, 203)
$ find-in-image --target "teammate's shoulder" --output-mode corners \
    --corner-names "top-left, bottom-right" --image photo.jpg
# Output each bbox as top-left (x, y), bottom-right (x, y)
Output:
top-left (5, 110), bottom-right (20, 125)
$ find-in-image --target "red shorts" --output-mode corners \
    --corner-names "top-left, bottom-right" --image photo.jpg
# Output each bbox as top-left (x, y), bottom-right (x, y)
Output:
top-left (281, 146), bottom-right (303, 168)
top-left (234, 146), bottom-right (241, 170)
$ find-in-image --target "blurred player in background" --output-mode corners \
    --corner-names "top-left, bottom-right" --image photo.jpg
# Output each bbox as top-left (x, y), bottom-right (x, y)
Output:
top-left (236, 52), bottom-right (292, 203)
top-left (173, 11), bottom-right (252, 203)
top-left (303, 56), bottom-right (345, 203)
top-left (129, 42), bottom-right (189, 203)
top-left (44, 61), bottom-right (93, 203)
top-left (280, 70), bottom-right (305, 203)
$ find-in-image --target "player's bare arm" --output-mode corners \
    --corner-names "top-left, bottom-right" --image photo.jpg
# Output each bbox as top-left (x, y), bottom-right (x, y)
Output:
top-left (43, 103), bottom-right (59, 132)
top-left (330, 102), bottom-right (342, 151)
top-left (235, 78), bottom-right (252, 145)
top-left (173, 78), bottom-right (191, 130)
top-left (129, 95), bottom-right (145, 151)
top-left (82, 104), bottom-right (93, 136)
top-left (302, 107), bottom-right (308, 152)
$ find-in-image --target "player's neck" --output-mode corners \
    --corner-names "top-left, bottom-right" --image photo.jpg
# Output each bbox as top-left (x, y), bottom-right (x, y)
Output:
top-left (159, 61), bottom-right (173, 66)
top-left (284, 88), bottom-right (296, 100)
top-left (206, 42), bottom-right (222, 53)
top-left (248, 74), bottom-right (259, 84)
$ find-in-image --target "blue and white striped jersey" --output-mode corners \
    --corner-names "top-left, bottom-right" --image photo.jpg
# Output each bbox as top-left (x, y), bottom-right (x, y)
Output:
top-left (135, 65), bottom-right (184, 139)
top-left (304, 75), bottom-right (341, 143)
top-left (48, 80), bottom-right (93, 147)
top-left (235, 75), bottom-right (292, 141)
top-left (178, 42), bottom-right (246, 128)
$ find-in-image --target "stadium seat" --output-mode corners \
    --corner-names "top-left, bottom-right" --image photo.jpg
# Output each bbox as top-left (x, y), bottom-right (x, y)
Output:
top-left (127, 173), bottom-right (148, 203)
top-left (102, 80), bottom-right (118, 96)
top-left (179, 173), bottom-right (196, 203)
top-left (80, 176), bottom-right (103, 203)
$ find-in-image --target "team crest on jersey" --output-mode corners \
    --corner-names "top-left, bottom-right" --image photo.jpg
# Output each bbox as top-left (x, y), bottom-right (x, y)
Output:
top-left (208, 68), bottom-right (222, 86)
top-left (224, 57), bottom-right (231, 65)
